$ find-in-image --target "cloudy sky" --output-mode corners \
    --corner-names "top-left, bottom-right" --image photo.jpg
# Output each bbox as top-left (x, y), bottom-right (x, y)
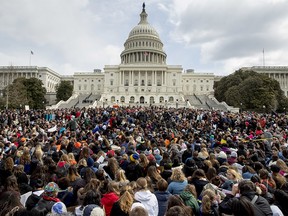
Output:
top-left (1, 0), bottom-right (288, 76)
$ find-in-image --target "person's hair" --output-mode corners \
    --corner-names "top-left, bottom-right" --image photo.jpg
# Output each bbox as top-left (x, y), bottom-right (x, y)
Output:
top-left (156, 178), bottom-right (168, 192)
top-left (80, 147), bottom-right (90, 160)
top-left (119, 186), bottom-right (134, 213)
top-left (67, 165), bottom-right (80, 182)
top-left (165, 206), bottom-right (187, 216)
top-left (115, 169), bottom-right (128, 182)
top-left (13, 165), bottom-right (24, 176)
top-left (136, 177), bottom-right (148, 190)
top-left (272, 172), bottom-right (287, 188)
top-left (77, 158), bottom-right (87, 168)
top-left (5, 175), bottom-right (19, 192)
top-left (139, 153), bottom-right (149, 168)
top-left (170, 167), bottom-right (186, 182)
top-left (259, 168), bottom-right (269, 179)
top-left (238, 180), bottom-right (256, 194)
top-left (68, 152), bottom-right (76, 161)
top-left (183, 184), bottom-right (197, 198)
top-left (20, 147), bottom-right (31, 165)
top-left (57, 177), bottom-right (70, 190)
top-left (258, 168), bottom-right (276, 189)
top-left (82, 190), bottom-right (102, 207)
top-left (227, 168), bottom-right (242, 180)
top-left (167, 195), bottom-right (186, 209)
top-left (250, 175), bottom-right (261, 183)
top-left (34, 148), bottom-right (43, 162)
top-left (4, 157), bottom-right (14, 171)
top-left (129, 206), bottom-right (148, 216)
top-left (108, 157), bottom-right (119, 175)
top-left (191, 169), bottom-right (207, 180)
top-left (206, 167), bottom-right (217, 180)
top-left (128, 181), bottom-right (137, 192)
top-left (231, 196), bottom-right (255, 216)
top-left (0, 191), bottom-right (23, 216)
top-left (107, 181), bottom-right (119, 195)
top-left (242, 165), bottom-right (256, 174)
top-left (83, 168), bottom-right (96, 182)
top-left (210, 176), bottom-right (222, 187)
top-left (147, 165), bottom-right (162, 181)
top-left (59, 153), bottom-right (69, 162)
top-left (83, 178), bottom-right (101, 193)
top-left (201, 189), bottom-right (215, 214)
top-left (276, 159), bottom-right (288, 173)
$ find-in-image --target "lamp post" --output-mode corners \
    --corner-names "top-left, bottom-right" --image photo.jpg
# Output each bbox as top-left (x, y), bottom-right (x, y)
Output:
top-left (263, 105), bottom-right (266, 113)
top-left (240, 102), bottom-right (242, 113)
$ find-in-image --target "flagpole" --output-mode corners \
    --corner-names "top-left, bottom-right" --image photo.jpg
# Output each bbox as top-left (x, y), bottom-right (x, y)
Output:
top-left (29, 50), bottom-right (34, 66)
top-left (262, 48), bottom-right (265, 67)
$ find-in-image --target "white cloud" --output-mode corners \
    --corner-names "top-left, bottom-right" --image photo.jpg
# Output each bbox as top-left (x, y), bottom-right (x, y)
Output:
top-left (0, 0), bottom-right (288, 76)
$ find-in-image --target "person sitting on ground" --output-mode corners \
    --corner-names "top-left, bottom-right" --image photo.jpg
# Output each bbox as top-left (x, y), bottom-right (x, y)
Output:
top-left (133, 177), bottom-right (158, 216)
top-left (219, 180), bottom-right (273, 216)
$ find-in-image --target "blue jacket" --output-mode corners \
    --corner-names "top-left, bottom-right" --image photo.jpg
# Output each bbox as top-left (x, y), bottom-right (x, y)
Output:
top-left (167, 180), bottom-right (188, 195)
top-left (154, 191), bottom-right (171, 216)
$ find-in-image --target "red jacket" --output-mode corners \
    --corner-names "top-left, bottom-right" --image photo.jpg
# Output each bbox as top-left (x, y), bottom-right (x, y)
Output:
top-left (101, 192), bottom-right (119, 216)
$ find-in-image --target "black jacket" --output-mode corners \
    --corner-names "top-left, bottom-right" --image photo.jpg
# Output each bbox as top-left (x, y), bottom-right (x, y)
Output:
top-left (219, 193), bottom-right (273, 216)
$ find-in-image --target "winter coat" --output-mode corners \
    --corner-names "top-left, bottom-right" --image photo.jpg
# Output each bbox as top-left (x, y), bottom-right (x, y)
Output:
top-left (110, 201), bottom-right (129, 216)
top-left (154, 191), bottom-right (171, 216)
top-left (180, 191), bottom-right (200, 216)
top-left (25, 190), bottom-right (44, 210)
top-left (134, 190), bottom-right (159, 216)
top-left (189, 178), bottom-right (209, 198)
top-left (101, 192), bottom-right (119, 216)
top-left (219, 193), bottom-right (273, 216)
top-left (125, 162), bottom-right (142, 182)
top-left (167, 180), bottom-right (188, 195)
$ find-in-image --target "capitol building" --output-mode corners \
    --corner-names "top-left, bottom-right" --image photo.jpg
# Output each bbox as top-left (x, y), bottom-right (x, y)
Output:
top-left (0, 4), bottom-right (286, 111)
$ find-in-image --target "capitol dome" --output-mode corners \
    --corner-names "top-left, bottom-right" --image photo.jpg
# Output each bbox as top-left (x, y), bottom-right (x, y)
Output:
top-left (120, 3), bottom-right (167, 65)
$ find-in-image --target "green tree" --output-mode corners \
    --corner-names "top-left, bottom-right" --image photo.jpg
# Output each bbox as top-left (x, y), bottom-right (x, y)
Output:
top-left (5, 77), bottom-right (46, 109)
top-left (23, 78), bottom-right (46, 109)
top-left (214, 69), bottom-right (288, 112)
top-left (55, 81), bottom-right (73, 102)
top-left (8, 77), bottom-right (29, 108)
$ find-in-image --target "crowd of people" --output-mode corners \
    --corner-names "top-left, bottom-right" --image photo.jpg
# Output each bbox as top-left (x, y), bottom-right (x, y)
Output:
top-left (0, 106), bottom-right (288, 216)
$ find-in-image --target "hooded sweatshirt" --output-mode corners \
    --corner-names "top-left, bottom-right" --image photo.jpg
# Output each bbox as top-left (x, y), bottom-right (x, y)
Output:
top-left (154, 191), bottom-right (171, 216)
top-left (180, 191), bottom-right (200, 216)
top-left (134, 190), bottom-right (159, 216)
top-left (101, 192), bottom-right (119, 216)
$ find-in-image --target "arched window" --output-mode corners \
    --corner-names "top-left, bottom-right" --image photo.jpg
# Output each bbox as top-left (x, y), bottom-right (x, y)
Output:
top-left (159, 96), bottom-right (164, 103)
top-left (120, 96), bottom-right (125, 103)
top-left (111, 96), bottom-right (115, 102)
top-left (169, 97), bottom-right (174, 102)
top-left (130, 96), bottom-right (135, 103)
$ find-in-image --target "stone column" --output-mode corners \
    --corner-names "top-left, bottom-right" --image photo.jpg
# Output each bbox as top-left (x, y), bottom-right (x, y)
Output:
top-left (138, 71), bottom-right (141, 86)
top-left (145, 71), bottom-right (148, 86)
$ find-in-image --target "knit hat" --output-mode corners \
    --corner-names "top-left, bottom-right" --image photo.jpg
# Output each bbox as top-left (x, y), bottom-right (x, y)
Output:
top-left (51, 202), bottom-right (67, 215)
top-left (218, 151), bottom-right (227, 159)
top-left (74, 142), bottom-right (81, 149)
top-left (230, 151), bottom-right (237, 158)
top-left (44, 182), bottom-right (59, 196)
top-left (83, 204), bottom-right (105, 216)
top-left (147, 154), bottom-right (155, 162)
top-left (107, 150), bottom-right (115, 157)
top-left (87, 157), bottom-right (94, 167)
top-left (130, 153), bottom-right (139, 162)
